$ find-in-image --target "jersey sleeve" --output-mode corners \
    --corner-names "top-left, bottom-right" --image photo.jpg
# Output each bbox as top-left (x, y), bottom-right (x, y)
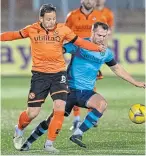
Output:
top-left (64, 26), bottom-right (77, 42)
top-left (0, 25), bottom-right (30, 41)
top-left (107, 11), bottom-right (114, 28)
top-left (65, 12), bottom-right (73, 29)
top-left (105, 48), bottom-right (114, 63)
top-left (19, 25), bottom-right (30, 38)
top-left (64, 26), bottom-right (103, 51)
top-left (63, 42), bottom-right (78, 54)
top-left (0, 31), bottom-right (22, 41)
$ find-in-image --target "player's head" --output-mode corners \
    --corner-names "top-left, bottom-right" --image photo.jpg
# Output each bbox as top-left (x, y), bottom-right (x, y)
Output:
top-left (96, 0), bottom-right (106, 7)
top-left (39, 4), bottom-right (56, 30)
top-left (81, 0), bottom-right (97, 10)
top-left (91, 22), bottom-right (108, 44)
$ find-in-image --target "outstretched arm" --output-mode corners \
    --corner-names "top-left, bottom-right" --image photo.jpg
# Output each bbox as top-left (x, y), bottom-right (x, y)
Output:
top-left (0, 31), bottom-right (23, 41)
top-left (0, 25), bottom-right (30, 41)
top-left (64, 26), bottom-right (106, 52)
top-left (73, 37), bottom-right (106, 52)
top-left (110, 64), bottom-right (145, 88)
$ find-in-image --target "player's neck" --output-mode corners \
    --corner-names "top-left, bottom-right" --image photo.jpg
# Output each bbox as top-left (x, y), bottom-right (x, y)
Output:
top-left (96, 5), bottom-right (105, 11)
top-left (41, 23), bottom-right (56, 31)
top-left (81, 6), bottom-right (94, 15)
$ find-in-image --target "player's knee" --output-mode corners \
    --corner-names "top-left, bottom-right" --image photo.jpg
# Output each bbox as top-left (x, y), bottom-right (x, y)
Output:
top-left (26, 107), bottom-right (41, 119)
top-left (99, 100), bottom-right (108, 112)
top-left (53, 100), bottom-right (66, 111)
top-left (92, 99), bottom-right (107, 113)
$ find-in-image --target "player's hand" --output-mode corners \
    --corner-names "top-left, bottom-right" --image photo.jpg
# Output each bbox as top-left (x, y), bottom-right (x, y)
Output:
top-left (133, 81), bottom-right (145, 88)
top-left (99, 44), bottom-right (107, 52)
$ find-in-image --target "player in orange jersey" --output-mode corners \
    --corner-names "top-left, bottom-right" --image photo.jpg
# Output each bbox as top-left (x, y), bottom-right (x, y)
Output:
top-left (65, 0), bottom-right (114, 131)
top-left (0, 4), bottom-right (106, 153)
top-left (96, 0), bottom-right (114, 34)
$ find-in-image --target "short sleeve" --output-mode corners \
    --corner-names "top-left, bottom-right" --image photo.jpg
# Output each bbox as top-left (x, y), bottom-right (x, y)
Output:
top-left (64, 26), bottom-right (77, 42)
top-left (105, 48), bottom-right (114, 63)
top-left (19, 25), bottom-right (31, 38)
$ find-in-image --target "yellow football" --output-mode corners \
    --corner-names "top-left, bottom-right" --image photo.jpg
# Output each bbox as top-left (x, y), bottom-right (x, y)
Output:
top-left (129, 104), bottom-right (145, 124)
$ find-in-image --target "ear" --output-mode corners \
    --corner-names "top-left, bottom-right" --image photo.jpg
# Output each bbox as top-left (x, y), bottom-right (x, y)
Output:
top-left (39, 16), bottom-right (43, 23)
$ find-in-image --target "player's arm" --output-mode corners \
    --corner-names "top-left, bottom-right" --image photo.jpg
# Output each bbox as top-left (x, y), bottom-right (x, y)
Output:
top-left (108, 62), bottom-right (145, 88)
top-left (74, 37), bottom-right (106, 52)
top-left (64, 26), bottom-right (106, 52)
top-left (0, 31), bottom-right (23, 41)
top-left (0, 26), bottom-right (30, 41)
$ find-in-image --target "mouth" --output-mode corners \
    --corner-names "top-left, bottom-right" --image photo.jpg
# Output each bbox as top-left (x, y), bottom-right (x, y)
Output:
top-left (96, 41), bottom-right (103, 44)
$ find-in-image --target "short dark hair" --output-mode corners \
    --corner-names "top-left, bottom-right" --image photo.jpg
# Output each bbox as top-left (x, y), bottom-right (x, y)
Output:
top-left (92, 22), bottom-right (109, 31)
top-left (39, 4), bottom-right (56, 17)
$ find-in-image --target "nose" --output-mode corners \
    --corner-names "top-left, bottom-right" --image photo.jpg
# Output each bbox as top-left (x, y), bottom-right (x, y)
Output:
top-left (50, 20), bottom-right (54, 24)
top-left (100, 36), bottom-right (104, 41)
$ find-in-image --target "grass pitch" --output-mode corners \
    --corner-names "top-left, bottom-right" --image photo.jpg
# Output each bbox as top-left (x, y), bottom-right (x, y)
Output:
top-left (1, 76), bottom-right (145, 155)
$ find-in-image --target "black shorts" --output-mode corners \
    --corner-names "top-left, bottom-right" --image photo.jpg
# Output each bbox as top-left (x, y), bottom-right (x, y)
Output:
top-left (27, 71), bottom-right (69, 107)
top-left (64, 88), bottom-right (96, 116)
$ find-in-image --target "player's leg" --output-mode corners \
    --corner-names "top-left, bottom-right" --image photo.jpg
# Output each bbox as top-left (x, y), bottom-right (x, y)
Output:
top-left (44, 71), bottom-right (68, 153)
top-left (70, 92), bottom-right (107, 148)
top-left (20, 113), bottom-right (53, 151)
top-left (90, 70), bottom-right (104, 127)
top-left (20, 90), bottom-right (76, 151)
top-left (71, 71), bottom-right (103, 132)
top-left (70, 106), bottom-right (81, 131)
top-left (13, 71), bottom-right (50, 150)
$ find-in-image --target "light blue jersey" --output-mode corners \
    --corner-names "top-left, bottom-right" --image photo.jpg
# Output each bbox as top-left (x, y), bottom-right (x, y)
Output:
top-left (64, 38), bottom-right (114, 90)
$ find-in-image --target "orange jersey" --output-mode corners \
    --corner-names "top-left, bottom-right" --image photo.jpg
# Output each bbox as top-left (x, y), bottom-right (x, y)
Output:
top-left (1, 22), bottom-right (102, 73)
top-left (66, 7), bottom-right (114, 38)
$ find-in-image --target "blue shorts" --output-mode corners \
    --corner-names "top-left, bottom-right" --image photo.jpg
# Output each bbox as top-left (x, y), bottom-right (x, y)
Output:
top-left (65, 88), bottom-right (96, 116)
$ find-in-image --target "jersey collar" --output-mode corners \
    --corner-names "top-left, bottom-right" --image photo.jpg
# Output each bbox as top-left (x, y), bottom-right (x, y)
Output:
top-left (79, 6), bottom-right (94, 18)
top-left (40, 23), bottom-right (58, 33)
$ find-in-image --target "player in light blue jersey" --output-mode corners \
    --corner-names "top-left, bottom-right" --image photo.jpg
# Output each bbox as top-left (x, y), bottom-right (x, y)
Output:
top-left (65, 39), bottom-right (113, 91)
top-left (20, 22), bottom-right (145, 151)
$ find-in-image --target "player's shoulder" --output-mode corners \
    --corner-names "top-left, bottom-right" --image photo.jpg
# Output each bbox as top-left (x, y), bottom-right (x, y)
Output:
top-left (103, 7), bottom-right (114, 14)
top-left (106, 48), bottom-right (114, 55)
top-left (56, 23), bottom-right (71, 31)
top-left (57, 23), bottom-right (67, 28)
top-left (24, 22), bottom-right (40, 30)
top-left (67, 8), bottom-right (81, 17)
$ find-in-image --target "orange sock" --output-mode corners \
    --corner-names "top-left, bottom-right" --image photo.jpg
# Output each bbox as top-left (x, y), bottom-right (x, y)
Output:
top-left (48, 111), bottom-right (64, 141)
top-left (73, 106), bottom-right (80, 116)
top-left (18, 111), bottom-right (32, 130)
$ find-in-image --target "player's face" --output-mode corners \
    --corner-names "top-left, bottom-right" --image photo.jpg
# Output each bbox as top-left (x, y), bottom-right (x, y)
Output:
top-left (92, 26), bottom-right (108, 44)
top-left (96, 0), bottom-right (106, 6)
top-left (81, 0), bottom-right (97, 10)
top-left (40, 11), bottom-right (56, 30)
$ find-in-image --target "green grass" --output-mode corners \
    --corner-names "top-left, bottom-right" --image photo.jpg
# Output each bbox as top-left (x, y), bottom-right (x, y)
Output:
top-left (1, 76), bottom-right (145, 155)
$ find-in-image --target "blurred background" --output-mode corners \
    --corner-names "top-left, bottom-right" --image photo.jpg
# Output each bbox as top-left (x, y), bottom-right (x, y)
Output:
top-left (1, 0), bottom-right (145, 76)
top-left (1, 0), bottom-right (145, 32)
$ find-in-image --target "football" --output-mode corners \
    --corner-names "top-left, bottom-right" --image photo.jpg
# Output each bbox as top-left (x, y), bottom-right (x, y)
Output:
top-left (129, 104), bottom-right (145, 124)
